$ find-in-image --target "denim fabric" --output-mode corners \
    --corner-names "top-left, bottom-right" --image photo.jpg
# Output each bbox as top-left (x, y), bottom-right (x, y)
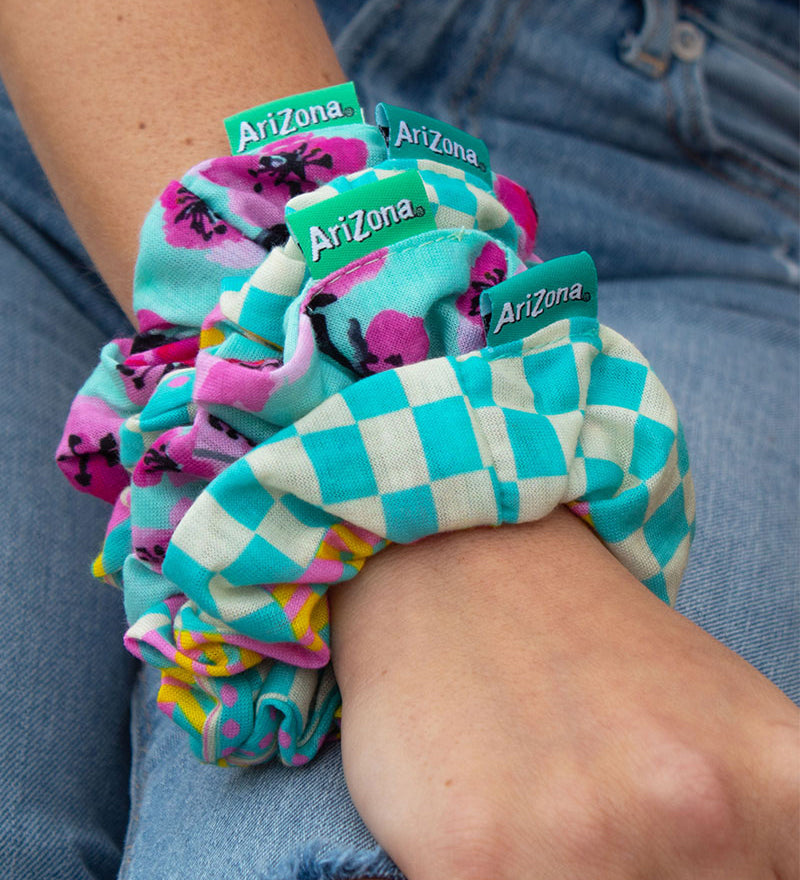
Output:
top-left (0, 88), bottom-right (136, 877)
top-left (1, 0), bottom-right (797, 878)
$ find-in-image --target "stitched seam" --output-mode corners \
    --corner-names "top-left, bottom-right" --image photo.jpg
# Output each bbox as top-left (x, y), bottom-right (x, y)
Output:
top-left (312, 228), bottom-right (493, 293)
top-left (466, 0), bottom-right (533, 130)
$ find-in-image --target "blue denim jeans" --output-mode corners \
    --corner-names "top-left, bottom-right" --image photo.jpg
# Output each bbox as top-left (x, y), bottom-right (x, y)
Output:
top-left (1, 0), bottom-right (797, 877)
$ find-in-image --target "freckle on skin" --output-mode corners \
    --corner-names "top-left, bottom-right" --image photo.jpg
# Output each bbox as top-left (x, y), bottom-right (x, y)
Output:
top-left (444, 778), bottom-right (453, 787)
top-left (184, 137), bottom-right (193, 146)
top-left (138, 121), bottom-right (146, 130)
top-left (117, 13), bottom-right (123, 21)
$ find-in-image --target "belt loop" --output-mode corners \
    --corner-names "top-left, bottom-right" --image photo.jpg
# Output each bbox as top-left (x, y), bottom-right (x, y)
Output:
top-left (619, 0), bottom-right (679, 78)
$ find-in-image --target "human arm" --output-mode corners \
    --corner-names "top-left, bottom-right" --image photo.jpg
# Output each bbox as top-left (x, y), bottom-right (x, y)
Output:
top-left (333, 507), bottom-right (799, 879)
top-left (0, 0), bottom-right (344, 321)
top-left (2, 4), bottom-right (797, 878)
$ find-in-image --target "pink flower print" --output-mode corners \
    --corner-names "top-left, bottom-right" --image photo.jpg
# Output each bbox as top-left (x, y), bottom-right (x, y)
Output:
top-left (302, 248), bottom-right (388, 318)
top-left (115, 360), bottom-right (182, 409)
top-left (493, 174), bottom-right (539, 261)
top-left (456, 241), bottom-right (508, 327)
top-left (125, 334), bottom-right (200, 370)
top-left (168, 411), bottom-right (257, 482)
top-left (160, 181), bottom-right (247, 250)
top-left (135, 309), bottom-right (174, 335)
top-left (131, 526), bottom-right (173, 573)
top-left (352, 310), bottom-right (430, 375)
top-left (133, 427), bottom-right (195, 489)
top-left (56, 395), bottom-right (128, 503)
top-left (195, 355), bottom-right (281, 414)
top-left (198, 135), bottom-right (369, 232)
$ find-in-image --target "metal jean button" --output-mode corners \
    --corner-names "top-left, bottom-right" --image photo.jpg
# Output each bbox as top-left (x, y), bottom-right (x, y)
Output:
top-left (671, 20), bottom-right (706, 62)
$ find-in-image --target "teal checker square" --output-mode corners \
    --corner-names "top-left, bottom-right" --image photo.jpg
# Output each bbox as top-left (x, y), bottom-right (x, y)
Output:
top-left (413, 395), bottom-right (483, 479)
top-left (503, 409), bottom-right (568, 478)
top-left (382, 484), bottom-right (438, 543)
top-left (630, 415), bottom-right (675, 481)
top-left (344, 368), bottom-right (409, 421)
top-left (497, 478), bottom-right (521, 523)
top-left (301, 424), bottom-right (379, 503)
top-left (221, 532), bottom-right (305, 586)
top-left (643, 571), bottom-right (670, 604)
top-left (423, 171), bottom-right (478, 215)
top-left (207, 459), bottom-right (275, 532)
top-left (239, 286), bottom-right (291, 343)
top-left (677, 422), bottom-right (691, 477)
top-left (643, 483), bottom-right (691, 569)
top-left (454, 351), bottom-right (493, 401)
top-left (161, 544), bottom-right (215, 606)
top-left (587, 355), bottom-right (648, 411)
top-left (582, 456), bottom-right (625, 497)
top-left (280, 493), bottom-right (337, 529)
top-left (523, 344), bottom-right (581, 414)
top-left (590, 481), bottom-right (650, 543)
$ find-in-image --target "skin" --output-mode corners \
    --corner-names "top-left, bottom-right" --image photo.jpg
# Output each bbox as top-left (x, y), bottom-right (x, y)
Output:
top-left (1, 3), bottom-right (797, 877)
top-left (332, 510), bottom-right (799, 879)
top-left (0, 0), bottom-right (345, 321)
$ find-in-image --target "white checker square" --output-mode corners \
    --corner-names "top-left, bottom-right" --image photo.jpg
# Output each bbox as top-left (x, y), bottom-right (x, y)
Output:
top-left (571, 340), bottom-right (596, 409)
top-left (472, 405), bottom-right (516, 482)
top-left (490, 356), bottom-right (535, 411)
top-left (465, 404), bottom-right (493, 468)
top-left (255, 500), bottom-right (328, 568)
top-left (516, 475), bottom-right (568, 522)
top-left (358, 408), bottom-right (430, 494)
top-left (566, 455), bottom-right (588, 500)
top-left (682, 472), bottom-right (696, 526)
top-left (581, 404), bottom-right (637, 475)
top-left (172, 493), bottom-right (255, 572)
top-left (614, 528), bottom-right (661, 580)
top-left (601, 326), bottom-right (650, 367)
top-left (294, 395), bottom-right (356, 435)
top-left (323, 494), bottom-right (387, 536)
top-left (639, 370), bottom-right (680, 428)
top-left (434, 204), bottom-right (475, 230)
top-left (220, 286), bottom-right (246, 324)
top-left (398, 358), bottom-right (460, 407)
top-left (473, 188), bottom-right (510, 230)
top-left (208, 574), bottom-right (275, 622)
top-left (663, 532), bottom-right (692, 603)
top-left (250, 245), bottom-right (306, 297)
top-left (248, 434), bottom-right (323, 506)
top-left (430, 470), bottom-right (497, 531)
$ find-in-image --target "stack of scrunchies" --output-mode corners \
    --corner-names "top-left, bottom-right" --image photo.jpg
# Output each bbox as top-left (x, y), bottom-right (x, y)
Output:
top-left (57, 100), bottom-right (694, 767)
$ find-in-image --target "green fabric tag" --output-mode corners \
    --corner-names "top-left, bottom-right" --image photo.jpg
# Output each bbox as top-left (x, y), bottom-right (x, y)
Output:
top-left (286, 170), bottom-right (435, 279)
top-left (481, 252), bottom-right (598, 345)
top-left (375, 103), bottom-right (492, 186)
top-left (224, 82), bottom-right (364, 155)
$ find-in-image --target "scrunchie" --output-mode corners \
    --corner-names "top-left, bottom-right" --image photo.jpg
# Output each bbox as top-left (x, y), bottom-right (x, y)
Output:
top-left (57, 102), bottom-right (692, 767)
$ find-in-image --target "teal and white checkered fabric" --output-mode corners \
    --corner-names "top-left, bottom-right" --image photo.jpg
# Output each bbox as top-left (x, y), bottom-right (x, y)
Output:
top-left (122, 268), bottom-right (695, 767)
top-left (163, 311), bottom-right (694, 666)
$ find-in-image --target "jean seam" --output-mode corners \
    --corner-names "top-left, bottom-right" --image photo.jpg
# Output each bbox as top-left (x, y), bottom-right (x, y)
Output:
top-left (661, 66), bottom-right (800, 221)
top-left (447, 0), bottom-right (532, 137)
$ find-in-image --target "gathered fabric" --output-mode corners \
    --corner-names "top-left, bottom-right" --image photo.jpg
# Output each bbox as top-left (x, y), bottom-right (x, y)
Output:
top-left (57, 104), bottom-right (692, 766)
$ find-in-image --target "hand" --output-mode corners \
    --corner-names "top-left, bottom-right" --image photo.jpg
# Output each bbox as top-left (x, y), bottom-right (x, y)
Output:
top-left (331, 508), bottom-right (799, 880)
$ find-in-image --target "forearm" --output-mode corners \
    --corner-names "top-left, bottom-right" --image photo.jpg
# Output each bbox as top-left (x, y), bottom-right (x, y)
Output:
top-left (0, 0), bottom-right (344, 320)
top-left (330, 509), bottom-right (799, 880)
